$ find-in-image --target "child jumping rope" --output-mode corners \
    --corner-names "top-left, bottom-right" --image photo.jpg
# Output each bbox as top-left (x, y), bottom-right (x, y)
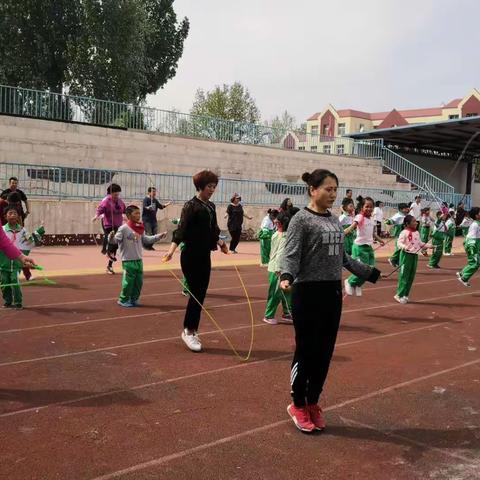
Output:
top-left (394, 215), bottom-right (433, 304)
top-left (386, 203), bottom-right (410, 268)
top-left (258, 209), bottom-right (278, 266)
top-left (280, 169), bottom-right (380, 433)
top-left (109, 205), bottom-right (166, 307)
top-left (428, 211), bottom-right (448, 269)
top-left (457, 207), bottom-right (480, 287)
top-left (263, 212), bottom-right (292, 325)
top-left (419, 207), bottom-right (433, 244)
top-left (444, 210), bottom-right (456, 256)
top-left (344, 197), bottom-right (385, 297)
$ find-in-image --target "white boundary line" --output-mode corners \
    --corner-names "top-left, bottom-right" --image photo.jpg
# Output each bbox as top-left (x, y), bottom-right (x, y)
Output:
top-left (1, 314), bottom-right (477, 419)
top-left (0, 290), bottom-right (478, 366)
top-left (89, 357), bottom-right (480, 480)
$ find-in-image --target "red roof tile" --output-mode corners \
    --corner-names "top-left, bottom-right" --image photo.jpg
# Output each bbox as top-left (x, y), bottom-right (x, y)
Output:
top-left (307, 112), bottom-right (321, 121)
top-left (444, 98), bottom-right (462, 108)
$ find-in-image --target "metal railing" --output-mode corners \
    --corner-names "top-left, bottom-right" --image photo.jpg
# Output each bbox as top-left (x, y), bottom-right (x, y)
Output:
top-left (0, 84), bottom-right (383, 157)
top-left (381, 147), bottom-right (455, 197)
top-left (0, 161), bottom-right (470, 209)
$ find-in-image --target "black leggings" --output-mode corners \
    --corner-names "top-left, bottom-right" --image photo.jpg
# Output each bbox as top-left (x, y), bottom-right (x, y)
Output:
top-left (290, 281), bottom-right (342, 407)
top-left (229, 228), bottom-right (242, 252)
top-left (102, 225), bottom-right (119, 266)
top-left (181, 248), bottom-right (211, 331)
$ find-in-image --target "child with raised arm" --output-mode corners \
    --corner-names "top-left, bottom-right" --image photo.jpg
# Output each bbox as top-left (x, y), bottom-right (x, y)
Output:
top-left (109, 205), bottom-right (166, 307)
top-left (344, 197), bottom-right (385, 297)
top-left (457, 207), bottom-right (480, 287)
top-left (394, 215), bottom-right (433, 304)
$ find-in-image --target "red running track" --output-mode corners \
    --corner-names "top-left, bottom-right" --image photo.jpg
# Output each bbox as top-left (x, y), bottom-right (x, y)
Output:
top-left (0, 255), bottom-right (479, 479)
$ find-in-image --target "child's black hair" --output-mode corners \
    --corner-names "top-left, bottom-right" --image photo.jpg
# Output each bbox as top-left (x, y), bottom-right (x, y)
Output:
top-left (125, 205), bottom-right (140, 217)
top-left (4, 206), bottom-right (19, 217)
top-left (276, 211), bottom-right (290, 232)
top-left (7, 192), bottom-right (21, 203)
top-left (361, 196), bottom-right (374, 208)
top-left (342, 198), bottom-right (354, 210)
top-left (398, 203), bottom-right (409, 210)
top-left (301, 169), bottom-right (338, 196)
top-left (421, 207), bottom-right (430, 214)
top-left (403, 214), bottom-right (415, 227)
top-left (374, 200), bottom-right (383, 207)
top-left (267, 208), bottom-right (279, 218)
top-left (107, 183), bottom-right (122, 194)
top-left (469, 206), bottom-right (480, 219)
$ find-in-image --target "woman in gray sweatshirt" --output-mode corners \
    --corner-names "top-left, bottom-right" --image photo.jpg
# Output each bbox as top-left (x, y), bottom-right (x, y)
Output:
top-left (280, 169), bottom-right (380, 433)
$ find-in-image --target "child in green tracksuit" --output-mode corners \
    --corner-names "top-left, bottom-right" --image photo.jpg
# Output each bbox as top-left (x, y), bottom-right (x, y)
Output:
top-left (460, 216), bottom-right (473, 238)
top-left (419, 207), bottom-right (433, 244)
top-left (428, 212), bottom-right (448, 269)
top-left (258, 209), bottom-right (278, 266)
top-left (339, 199), bottom-right (355, 255)
top-left (457, 207), bottom-right (480, 287)
top-left (344, 197), bottom-right (385, 297)
top-left (110, 205), bottom-right (166, 307)
top-left (263, 212), bottom-right (292, 325)
top-left (444, 211), bottom-right (456, 255)
top-left (386, 203), bottom-right (410, 268)
top-left (0, 207), bottom-right (44, 309)
top-left (394, 215), bottom-right (432, 304)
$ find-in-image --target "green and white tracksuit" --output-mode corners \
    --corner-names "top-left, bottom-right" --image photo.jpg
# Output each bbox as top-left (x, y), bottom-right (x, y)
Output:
top-left (428, 219), bottom-right (447, 267)
top-left (258, 215), bottom-right (275, 265)
top-left (339, 213), bottom-right (355, 256)
top-left (444, 218), bottom-right (456, 254)
top-left (112, 225), bottom-right (164, 304)
top-left (419, 214), bottom-right (433, 243)
top-left (264, 231), bottom-right (292, 319)
top-left (396, 228), bottom-right (430, 298)
top-left (459, 221), bottom-right (480, 282)
top-left (386, 212), bottom-right (405, 267)
top-left (0, 223), bottom-right (44, 307)
top-left (460, 217), bottom-right (473, 239)
top-left (347, 215), bottom-right (376, 288)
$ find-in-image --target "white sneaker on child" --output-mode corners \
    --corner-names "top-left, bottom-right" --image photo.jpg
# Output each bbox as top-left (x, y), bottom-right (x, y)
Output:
top-left (394, 295), bottom-right (408, 304)
top-left (355, 286), bottom-right (362, 297)
top-left (181, 329), bottom-right (202, 352)
top-left (344, 279), bottom-right (354, 296)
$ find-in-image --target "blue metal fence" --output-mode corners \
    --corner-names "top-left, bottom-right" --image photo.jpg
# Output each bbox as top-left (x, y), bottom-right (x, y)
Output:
top-left (0, 162), bottom-right (470, 209)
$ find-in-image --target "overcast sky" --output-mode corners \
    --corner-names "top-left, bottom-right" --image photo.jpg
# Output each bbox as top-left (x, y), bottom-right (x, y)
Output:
top-left (147, 0), bottom-right (480, 125)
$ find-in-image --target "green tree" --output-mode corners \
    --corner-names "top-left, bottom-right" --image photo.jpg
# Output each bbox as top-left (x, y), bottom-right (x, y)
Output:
top-left (0, 0), bottom-right (189, 104)
top-left (265, 110), bottom-right (297, 143)
top-left (191, 82), bottom-right (260, 123)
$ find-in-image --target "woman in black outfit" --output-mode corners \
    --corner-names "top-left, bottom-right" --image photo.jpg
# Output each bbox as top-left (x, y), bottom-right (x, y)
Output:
top-left (225, 194), bottom-right (252, 253)
top-left (164, 170), bottom-right (228, 352)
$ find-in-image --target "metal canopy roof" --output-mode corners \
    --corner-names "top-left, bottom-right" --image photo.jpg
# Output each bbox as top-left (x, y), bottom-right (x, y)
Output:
top-left (348, 116), bottom-right (480, 157)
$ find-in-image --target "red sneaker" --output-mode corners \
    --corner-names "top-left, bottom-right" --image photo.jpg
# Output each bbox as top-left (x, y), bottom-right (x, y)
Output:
top-left (308, 404), bottom-right (326, 431)
top-left (287, 404), bottom-right (315, 433)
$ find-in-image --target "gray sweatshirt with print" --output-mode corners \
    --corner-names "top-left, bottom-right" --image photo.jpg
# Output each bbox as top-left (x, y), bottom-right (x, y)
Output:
top-left (280, 208), bottom-right (380, 284)
top-left (112, 224), bottom-right (165, 261)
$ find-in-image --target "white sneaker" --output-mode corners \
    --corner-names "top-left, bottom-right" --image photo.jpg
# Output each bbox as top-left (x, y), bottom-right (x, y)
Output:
top-left (263, 317), bottom-right (278, 325)
top-left (355, 286), bottom-right (362, 297)
top-left (456, 272), bottom-right (471, 287)
top-left (394, 295), bottom-right (408, 304)
top-left (181, 329), bottom-right (202, 352)
top-left (344, 279), bottom-right (354, 296)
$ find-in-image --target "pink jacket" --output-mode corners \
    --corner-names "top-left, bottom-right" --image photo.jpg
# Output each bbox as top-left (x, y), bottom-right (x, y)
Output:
top-left (397, 228), bottom-right (430, 254)
top-left (96, 196), bottom-right (126, 229)
top-left (0, 225), bottom-right (21, 259)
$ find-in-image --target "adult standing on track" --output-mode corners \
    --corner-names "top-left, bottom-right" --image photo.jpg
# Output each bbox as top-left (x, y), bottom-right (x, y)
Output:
top-left (280, 169), bottom-right (380, 433)
top-left (1, 177), bottom-right (30, 224)
top-left (225, 193), bottom-right (252, 254)
top-left (163, 170), bottom-right (229, 352)
top-left (92, 184), bottom-right (126, 275)
top-left (142, 187), bottom-right (171, 250)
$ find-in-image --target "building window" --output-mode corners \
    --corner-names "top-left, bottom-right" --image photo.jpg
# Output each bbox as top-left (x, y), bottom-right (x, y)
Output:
top-left (359, 124), bottom-right (365, 132)
top-left (322, 124), bottom-right (329, 135)
top-left (310, 146), bottom-right (317, 152)
top-left (337, 144), bottom-right (345, 155)
top-left (298, 146), bottom-right (305, 151)
top-left (311, 125), bottom-right (319, 136)
top-left (448, 114), bottom-right (459, 119)
top-left (323, 145), bottom-right (331, 154)
top-left (465, 113), bottom-right (478, 117)
top-left (338, 123), bottom-right (346, 136)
